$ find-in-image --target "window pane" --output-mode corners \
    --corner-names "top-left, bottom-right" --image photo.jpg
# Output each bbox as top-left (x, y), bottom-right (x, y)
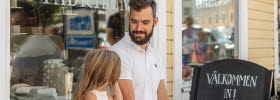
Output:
top-left (182, 0), bottom-right (238, 82)
top-left (10, 0), bottom-right (128, 99)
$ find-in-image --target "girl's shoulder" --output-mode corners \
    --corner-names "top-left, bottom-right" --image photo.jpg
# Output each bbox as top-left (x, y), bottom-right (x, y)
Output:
top-left (90, 90), bottom-right (110, 100)
top-left (84, 92), bottom-right (98, 100)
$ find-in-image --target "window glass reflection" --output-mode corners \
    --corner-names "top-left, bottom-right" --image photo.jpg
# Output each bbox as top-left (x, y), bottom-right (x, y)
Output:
top-left (10, 0), bottom-right (128, 99)
top-left (182, 0), bottom-right (237, 82)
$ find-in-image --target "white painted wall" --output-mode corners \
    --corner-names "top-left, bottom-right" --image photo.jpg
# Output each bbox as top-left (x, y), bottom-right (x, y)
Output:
top-left (0, 0), bottom-right (10, 99)
top-left (173, 0), bottom-right (183, 100)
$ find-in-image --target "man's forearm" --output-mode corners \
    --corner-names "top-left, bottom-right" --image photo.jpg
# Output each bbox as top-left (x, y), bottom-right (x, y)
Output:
top-left (113, 83), bottom-right (123, 100)
top-left (118, 80), bottom-right (135, 100)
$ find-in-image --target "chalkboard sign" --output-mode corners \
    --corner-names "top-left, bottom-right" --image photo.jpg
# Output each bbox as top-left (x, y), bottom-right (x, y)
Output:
top-left (190, 59), bottom-right (276, 100)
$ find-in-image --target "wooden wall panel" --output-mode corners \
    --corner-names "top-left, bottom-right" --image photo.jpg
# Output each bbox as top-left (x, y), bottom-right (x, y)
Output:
top-left (248, 39), bottom-right (274, 48)
top-left (248, 48), bottom-right (274, 59)
top-left (248, 19), bottom-right (274, 30)
top-left (249, 57), bottom-right (275, 69)
top-left (248, 29), bottom-right (274, 39)
top-left (249, 0), bottom-right (273, 5)
top-left (167, 12), bottom-right (173, 26)
top-left (248, 9), bottom-right (273, 21)
top-left (167, 40), bottom-right (173, 54)
top-left (166, 27), bottom-right (173, 40)
top-left (166, 0), bottom-right (173, 99)
top-left (248, 0), bottom-right (275, 69)
top-left (248, 0), bottom-right (273, 13)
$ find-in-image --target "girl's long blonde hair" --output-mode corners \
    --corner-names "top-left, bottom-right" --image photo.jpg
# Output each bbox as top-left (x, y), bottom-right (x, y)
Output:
top-left (74, 49), bottom-right (121, 100)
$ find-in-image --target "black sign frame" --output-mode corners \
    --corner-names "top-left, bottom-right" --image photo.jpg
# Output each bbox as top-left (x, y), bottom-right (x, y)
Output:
top-left (190, 59), bottom-right (276, 100)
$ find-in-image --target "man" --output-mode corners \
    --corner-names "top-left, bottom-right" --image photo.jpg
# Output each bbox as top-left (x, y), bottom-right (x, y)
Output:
top-left (106, 0), bottom-right (126, 45)
top-left (109, 0), bottom-right (169, 100)
top-left (182, 16), bottom-right (197, 64)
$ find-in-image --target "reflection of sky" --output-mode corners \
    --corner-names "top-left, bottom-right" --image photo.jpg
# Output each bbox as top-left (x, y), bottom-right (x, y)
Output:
top-left (210, 28), bottom-right (233, 44)
top-left (195, 0), bottom-right (232, 8)
top-left (196, 0), bottom-right (211, 7)
top-left (211, 29), bottom-right (224, 40)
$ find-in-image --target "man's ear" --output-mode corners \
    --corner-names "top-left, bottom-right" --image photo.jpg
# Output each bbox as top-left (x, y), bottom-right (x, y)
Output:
top-left (153, 17), bottom-right (158, 27)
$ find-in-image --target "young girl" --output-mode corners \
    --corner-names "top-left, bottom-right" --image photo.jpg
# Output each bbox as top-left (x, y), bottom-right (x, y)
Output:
top-left (74, 49), bottom-right (122, 100)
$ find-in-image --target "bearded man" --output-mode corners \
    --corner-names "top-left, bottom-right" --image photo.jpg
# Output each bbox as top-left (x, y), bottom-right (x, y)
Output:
top-left (109, 0), bottom-right (169, 100)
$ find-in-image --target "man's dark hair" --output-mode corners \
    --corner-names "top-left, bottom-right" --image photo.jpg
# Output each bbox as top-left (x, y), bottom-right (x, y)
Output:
top-left (129, 0), bottom-right (157, 17)
top-left (185, 16), bottom-right (194, 25)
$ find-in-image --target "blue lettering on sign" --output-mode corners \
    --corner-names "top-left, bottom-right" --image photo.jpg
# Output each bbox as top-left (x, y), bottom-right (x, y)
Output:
top-left (70, 16), bottom-right (91, 30)
top-left (66, 35), bottom-right (94, 48)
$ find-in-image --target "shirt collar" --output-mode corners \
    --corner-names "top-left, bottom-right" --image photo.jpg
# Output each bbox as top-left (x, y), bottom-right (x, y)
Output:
top-left (123, 33), bottom-right (152, 53)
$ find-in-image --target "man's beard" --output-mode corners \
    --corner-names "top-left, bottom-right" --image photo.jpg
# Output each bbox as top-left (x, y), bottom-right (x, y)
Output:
top-left (129, 25), bottom-right (154, 45)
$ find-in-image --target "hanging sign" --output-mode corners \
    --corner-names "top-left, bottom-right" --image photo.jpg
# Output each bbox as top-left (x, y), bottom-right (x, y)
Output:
top-left (66, 35), bottom-right (95, 48)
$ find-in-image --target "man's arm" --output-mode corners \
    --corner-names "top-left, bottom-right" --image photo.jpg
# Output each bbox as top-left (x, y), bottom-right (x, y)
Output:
top-left (118, 79), bottom-right (135, 100)
top-left (106, 27), bottom-right (117, 45)
top-left (157, 79), bottom-right (169, 100)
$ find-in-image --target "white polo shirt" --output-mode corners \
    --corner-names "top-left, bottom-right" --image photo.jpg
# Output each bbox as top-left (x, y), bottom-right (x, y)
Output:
top-left (109, 33), bottom-right (165, 100)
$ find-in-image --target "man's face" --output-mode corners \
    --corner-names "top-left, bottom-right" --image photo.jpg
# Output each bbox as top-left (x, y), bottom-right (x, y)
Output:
top-left (185, 21), bottom-right (191, 27)
top-left (129, 6), bottom-right (158, 45)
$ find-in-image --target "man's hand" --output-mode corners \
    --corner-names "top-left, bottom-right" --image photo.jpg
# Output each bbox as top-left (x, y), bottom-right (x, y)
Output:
top-left (112, 82), bottom-right (123, 100)
top-left (157, 80), bottom-right (169, 100)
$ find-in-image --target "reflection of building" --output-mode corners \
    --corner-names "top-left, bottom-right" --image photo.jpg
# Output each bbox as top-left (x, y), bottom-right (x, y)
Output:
top-left (182, 0), bottom-right (235, 28)
top-left (182, 0), bottom-right (193, 19)
top-left (193, 0), bottom-right (235, 28)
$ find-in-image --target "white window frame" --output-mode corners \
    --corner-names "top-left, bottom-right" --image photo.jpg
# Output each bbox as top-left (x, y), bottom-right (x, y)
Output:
top-left (172, 0), bottom-right (248, 99)
top-left (150, 0), bottom-right (167, 79)
top-left (238, 0), bottom-right (248, 60)
top-left (173, 0), bottom-right (183, 99)
top-left (274, 0), bottom-right (279, 79)
top-left (0, 0), bottom-right (10, 99)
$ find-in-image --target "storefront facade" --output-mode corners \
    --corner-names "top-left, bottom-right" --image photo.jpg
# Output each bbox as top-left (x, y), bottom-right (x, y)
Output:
top-left (1, 0), bottom-right (167, 99)
top-left (0, 0), bottom-right (278, 100)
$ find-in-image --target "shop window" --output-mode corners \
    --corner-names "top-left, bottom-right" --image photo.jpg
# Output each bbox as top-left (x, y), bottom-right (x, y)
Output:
top-left (10, 0), bottom-right (129, 99)
top-left (182, 0), bottom-right (238, 82)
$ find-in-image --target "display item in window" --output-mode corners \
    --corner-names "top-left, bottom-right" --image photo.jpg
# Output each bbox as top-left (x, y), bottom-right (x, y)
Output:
top-left (10, 83), bottom-right (57, 100)
top-left (43, 59), bottom-right (73, 97)
top-left (11, 35), bottom-right (63, 86)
